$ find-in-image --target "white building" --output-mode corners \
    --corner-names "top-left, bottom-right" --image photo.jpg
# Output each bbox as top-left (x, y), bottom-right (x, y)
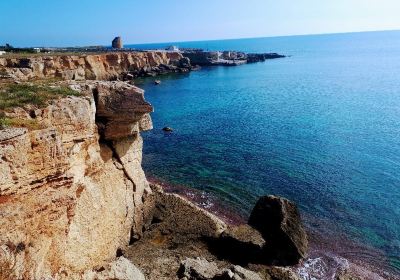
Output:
top-left (0, 51), bottom-right (6, 55)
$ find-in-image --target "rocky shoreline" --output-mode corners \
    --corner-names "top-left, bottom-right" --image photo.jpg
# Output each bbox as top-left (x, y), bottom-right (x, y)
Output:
top-left (142, 178), bottom-right (399, 280)
top-left (0, 51), bottom-right (396, 279)
top-left (181, 50), bottom-right (285, 66)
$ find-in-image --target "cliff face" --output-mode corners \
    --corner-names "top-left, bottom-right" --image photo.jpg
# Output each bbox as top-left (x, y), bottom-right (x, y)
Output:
top-left (0, 51), bottom-right (187, 81)
top-left (0, 81), bottom-right (153, 279)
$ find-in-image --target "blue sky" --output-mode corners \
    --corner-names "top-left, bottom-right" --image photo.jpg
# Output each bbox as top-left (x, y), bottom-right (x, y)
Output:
top-left (1, 0), bottom-right (400, 47)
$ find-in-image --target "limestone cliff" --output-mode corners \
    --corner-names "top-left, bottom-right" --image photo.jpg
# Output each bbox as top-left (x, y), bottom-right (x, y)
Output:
top-left (0, 51), bottom-right (189, 81)
top-left (0, 81), bottom-right (153, 279)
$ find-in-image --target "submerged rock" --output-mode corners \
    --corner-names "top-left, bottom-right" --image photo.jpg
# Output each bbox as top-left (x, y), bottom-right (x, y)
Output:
top-left (248, 195), bottom-right (308, 265)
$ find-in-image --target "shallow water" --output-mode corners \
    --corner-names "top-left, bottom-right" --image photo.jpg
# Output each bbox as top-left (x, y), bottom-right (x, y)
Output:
top-left (128, 31), bottom-right (400, 275)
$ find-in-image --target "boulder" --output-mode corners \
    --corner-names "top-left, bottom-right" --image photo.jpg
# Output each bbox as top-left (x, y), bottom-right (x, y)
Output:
top-left (82, 257), bottom-right (145, 280)
top-left (162, 126), bottom-right (173, 132)
top-left (214, 225), bottom-right (265, 263)
top-left (150, 184), bottom-right (227, 238)
top-left (215, 266), bottom-right (263, 280)
top-left (248, 196), bottom-right (308, 265)
top-left (178, 258), bottom-right (263, 280)
top-left (178, 258), bottom-right (220, 280)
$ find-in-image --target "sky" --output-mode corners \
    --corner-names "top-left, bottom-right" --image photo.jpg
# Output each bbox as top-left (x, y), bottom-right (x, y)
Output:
top-left (1, 0), bottom-right (400, 47)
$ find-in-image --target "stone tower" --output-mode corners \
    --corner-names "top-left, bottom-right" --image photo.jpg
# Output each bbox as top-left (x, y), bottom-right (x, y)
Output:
top-left (112, 37), bottom-right (123, 49)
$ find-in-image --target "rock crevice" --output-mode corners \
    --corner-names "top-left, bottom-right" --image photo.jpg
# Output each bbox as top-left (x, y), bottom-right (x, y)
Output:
top-left (0, 80), bottom-right (152, 279)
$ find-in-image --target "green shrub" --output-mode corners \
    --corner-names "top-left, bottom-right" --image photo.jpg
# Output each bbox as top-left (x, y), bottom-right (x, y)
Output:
top-left (0, 84), bottom-right (81, 110)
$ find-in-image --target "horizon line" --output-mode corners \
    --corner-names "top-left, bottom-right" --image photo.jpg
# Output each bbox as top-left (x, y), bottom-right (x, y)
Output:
top-left (4, 28), bottom-right (400, 48)
top-left (126, 28), bottom-right (400, 46)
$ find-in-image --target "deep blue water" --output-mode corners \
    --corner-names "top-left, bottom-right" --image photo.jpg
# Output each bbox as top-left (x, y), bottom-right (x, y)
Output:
top-left (128, 31), bottom-right (400, 274)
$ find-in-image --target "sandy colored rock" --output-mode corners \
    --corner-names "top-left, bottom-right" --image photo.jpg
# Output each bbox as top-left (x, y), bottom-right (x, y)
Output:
top-left (0, 51), bottom-right (189, 81)
top-left (0, 81), bottom-right (152, 279)
top-left (82, 257), bottom-right (145, 280)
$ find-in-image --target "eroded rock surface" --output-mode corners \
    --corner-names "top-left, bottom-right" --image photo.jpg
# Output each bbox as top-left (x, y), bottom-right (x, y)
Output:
top-left (0, 81), bottom-right (153, 279)
top-left (0, 51), bottom-right (191, 81)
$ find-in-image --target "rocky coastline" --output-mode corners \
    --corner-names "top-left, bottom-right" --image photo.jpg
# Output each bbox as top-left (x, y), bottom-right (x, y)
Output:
top-left (0, 51), bottom-right (390, 280)
top-left (181, 50), bottom-right (285, 66)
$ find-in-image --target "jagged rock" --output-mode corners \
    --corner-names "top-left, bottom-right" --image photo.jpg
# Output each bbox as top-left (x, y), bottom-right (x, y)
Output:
top-left (94, 81), bottom-right (153, 140)
top-left (150, 184), bottom-right (227, 238)
top-left (0, 51), bottom-right (190, 81)
top-left (248, 196), bottom-right (308, 265)
top-left (0, 81), bottom-right (153, 278)
top-left (221, 225), bottom-right (265, 250)
top-left (216, 225), bottom-right (265, 263)
top-left (82, 257), bottom-right (145, 280)
top-left (178, 258), bottom-right (220, 280)
top-left (215, 266), bottom-right (263, 280)
top-left (178, 259), bottom-right (263, 280)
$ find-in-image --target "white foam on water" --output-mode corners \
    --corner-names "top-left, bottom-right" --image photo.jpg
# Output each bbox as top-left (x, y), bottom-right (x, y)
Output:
top-left (297, 253), bottom-right (349, 280)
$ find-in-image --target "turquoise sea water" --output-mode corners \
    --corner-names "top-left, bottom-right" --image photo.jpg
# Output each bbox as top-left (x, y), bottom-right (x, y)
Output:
top-left (128, 31), bottom-right (400, 275)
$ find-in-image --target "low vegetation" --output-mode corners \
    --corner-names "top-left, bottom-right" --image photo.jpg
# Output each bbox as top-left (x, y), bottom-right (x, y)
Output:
top-left (0, 83), bottom-right (81, 110)
top-left (0, 82), bottom-right (81, 130)
top-left (0, 116), bottom-right (43, 130)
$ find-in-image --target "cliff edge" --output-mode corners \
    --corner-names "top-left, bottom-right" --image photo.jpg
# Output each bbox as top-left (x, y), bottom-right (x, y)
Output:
top-left (0, 80), bottom-right (155, 279)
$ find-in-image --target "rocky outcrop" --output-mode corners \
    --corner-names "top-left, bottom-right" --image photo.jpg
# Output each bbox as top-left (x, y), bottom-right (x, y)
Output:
top-left (182, 51), bottom-right (285, 66)
top-left (150, 184), bottom-right (227, 238)
top-left (248, 195), bottom-right (308, 265)
top-left (0, 51), bottom-right (191, 81)
top-left (0, 81), bottom-right (153, 278)
top-left (246, 53), bottom-right (285, 63)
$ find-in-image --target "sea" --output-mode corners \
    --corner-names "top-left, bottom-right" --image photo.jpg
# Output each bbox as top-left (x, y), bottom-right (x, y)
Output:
top-left (126, 30), bottom-right (400, 279)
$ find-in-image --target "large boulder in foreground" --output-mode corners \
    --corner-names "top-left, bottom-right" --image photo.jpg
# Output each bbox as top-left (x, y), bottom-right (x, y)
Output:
top-left (248, 195), bottom-right (308, 265)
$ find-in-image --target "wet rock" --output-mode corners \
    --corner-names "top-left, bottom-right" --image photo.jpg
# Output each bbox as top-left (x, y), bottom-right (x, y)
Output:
top-left (248, 195), bottom-right (308, 265)
top-left (162, 126), bottom-right (173, 132)
top-left (178, 257), bottom-right (220, 280)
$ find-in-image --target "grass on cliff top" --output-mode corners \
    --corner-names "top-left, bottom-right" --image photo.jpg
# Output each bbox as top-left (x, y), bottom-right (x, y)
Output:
top-left (0, 83), bottom-right (81, 110)
top-left (0, 116), bottom-right (44, 130)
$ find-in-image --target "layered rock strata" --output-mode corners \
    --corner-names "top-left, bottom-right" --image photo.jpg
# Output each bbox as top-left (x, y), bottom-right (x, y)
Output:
top-left (0, 81), bottom-right (152, 279)
top-left (0, 51), bottom-right (191, 81)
